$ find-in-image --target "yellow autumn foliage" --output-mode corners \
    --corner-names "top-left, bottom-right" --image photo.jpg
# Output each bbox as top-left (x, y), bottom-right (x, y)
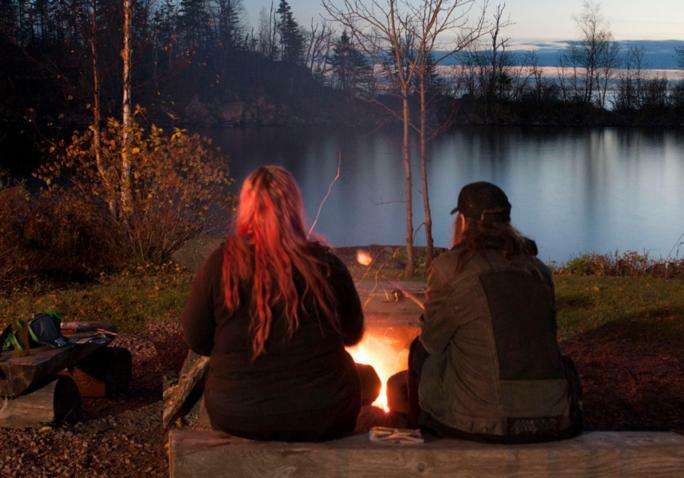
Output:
top-left (36, 110), bottom-right (233, 264)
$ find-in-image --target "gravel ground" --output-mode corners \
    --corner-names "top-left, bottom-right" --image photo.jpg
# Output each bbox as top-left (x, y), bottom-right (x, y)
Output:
top-left (0, 321), bottom-right (186, 477)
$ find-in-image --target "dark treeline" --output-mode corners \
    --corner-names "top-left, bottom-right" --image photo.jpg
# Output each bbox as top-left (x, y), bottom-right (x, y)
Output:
top-left (448, 41), bottom-right (684, 128)
top-left (1, 0), bottom-right (683, 177)
top-left (0, 0), bottom-right (378, 175)
top-left (443, 4), bottom-right (684, 128)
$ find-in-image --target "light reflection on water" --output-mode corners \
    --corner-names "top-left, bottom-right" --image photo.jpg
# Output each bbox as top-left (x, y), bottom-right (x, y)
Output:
top-left (211, 126), bottom-right (684, 262)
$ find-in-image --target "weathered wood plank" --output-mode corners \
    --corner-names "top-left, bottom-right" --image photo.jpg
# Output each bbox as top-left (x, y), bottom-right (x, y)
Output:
top-left (0, 337), bottom-right (112, 397)
top-left (169, 430), bottom-right (684, 478)
top-left (0, 376), bottom-right (82, 428)
top-left (163, 351), bottom-right (209, 430)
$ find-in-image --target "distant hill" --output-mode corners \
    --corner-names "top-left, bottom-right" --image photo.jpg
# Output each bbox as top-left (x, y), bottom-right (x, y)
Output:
top-left (437, 39), bottom-right (684, 70)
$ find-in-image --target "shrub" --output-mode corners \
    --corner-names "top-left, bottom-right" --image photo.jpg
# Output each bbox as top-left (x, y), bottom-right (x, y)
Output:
top-left (0, 185), bottom-right (123, 287)
top-left (24, 189), bottom-right (123, 277)
top-left (558, 251), bottom-right (684, 279)
top-left (36, 111), bottom-right (232, 265)
top-left (0, 186), bottom-right (31, 287)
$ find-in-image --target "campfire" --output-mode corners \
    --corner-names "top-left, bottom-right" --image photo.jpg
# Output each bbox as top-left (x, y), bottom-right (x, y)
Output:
top-left (347, 333), bottom-right (409, 411)
top-left (346, 248), bottom-right (423, 412)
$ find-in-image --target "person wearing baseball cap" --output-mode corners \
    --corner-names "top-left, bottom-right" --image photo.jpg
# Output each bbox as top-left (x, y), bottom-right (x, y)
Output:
top-left (390, 181), bottom-right (583, 443)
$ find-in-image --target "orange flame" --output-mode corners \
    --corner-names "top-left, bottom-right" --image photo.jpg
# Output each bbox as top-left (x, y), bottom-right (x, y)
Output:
top-left (347, 332), bottom-right (409, 412)
top-left (356, 249), bottom-right (373, 266)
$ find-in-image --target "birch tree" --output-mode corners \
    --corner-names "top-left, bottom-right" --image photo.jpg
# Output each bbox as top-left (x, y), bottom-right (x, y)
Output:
top-left (89, 0), bottom-right (115, 217)
top-left (323, 0), bottom-right (422, 276)
top-left (562, 1), bottom-right (617, 107)
top-left (324, 0), bottom-right (485, 275)
top-left (121, 0), bottom-right (133, 219)
top-left (410, 0), bottom-right (485, 269)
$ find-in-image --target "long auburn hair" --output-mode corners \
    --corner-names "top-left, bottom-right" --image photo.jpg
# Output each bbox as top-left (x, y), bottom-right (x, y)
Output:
top-left (222, 166), bottom-right (338, 359)
top-left (452, 214), bottom-right (536, 270)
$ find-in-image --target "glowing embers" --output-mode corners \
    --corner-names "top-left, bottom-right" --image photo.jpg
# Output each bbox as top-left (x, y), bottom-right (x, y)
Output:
top-left (356, 249), bottom-right (373, 267)
top-left (347, 331), bottom-right (410, 412)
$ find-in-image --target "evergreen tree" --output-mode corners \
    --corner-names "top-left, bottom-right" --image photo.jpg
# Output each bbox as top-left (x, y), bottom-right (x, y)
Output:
top-left (178, 0), bottom-right (210, 52)
top-left (330, 30), bottom-right (370, 96)
top-left (215, 0), bottom-right (242, 51)
top-left (153, 0), bottom-right (176, 52)
top-left (0, 0), bottom-right (17, 40)
top-left (276, 0), bottom-right (302, 64)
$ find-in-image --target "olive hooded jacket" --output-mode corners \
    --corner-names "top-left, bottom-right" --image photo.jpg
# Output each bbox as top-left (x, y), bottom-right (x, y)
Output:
top-left (418, 246), bottom-right (575, 438)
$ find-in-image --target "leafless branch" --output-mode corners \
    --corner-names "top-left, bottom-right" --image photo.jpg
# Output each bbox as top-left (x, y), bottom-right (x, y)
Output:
top-left (308, 153), bottom-right (342, 238)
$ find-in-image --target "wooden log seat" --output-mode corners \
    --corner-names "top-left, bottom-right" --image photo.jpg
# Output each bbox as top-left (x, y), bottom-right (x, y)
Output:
top-left (0, 376), bottom-right (82, 428)
top-left (169, 429), bottom-right (684, 478)
top-left (0, 336), bottom-right (113, 397)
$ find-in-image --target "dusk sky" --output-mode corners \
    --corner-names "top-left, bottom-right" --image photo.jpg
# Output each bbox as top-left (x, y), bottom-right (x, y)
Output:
top-left (244, 0), bottom-right (684, 42)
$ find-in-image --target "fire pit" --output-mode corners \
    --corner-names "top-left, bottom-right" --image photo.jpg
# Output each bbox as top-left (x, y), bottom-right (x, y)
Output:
top-left (346, 279), bottom-right (424, 411)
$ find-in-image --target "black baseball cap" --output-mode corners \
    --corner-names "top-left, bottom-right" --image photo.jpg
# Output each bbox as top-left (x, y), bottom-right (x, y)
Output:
top-left (450, 181), bottom-right (511, 223)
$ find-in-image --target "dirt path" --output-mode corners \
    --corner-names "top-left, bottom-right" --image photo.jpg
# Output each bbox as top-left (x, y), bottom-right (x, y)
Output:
top-left (562, 324), bottom-right (684, 433)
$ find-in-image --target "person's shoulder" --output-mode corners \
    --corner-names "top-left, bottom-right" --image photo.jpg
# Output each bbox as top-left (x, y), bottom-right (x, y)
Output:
top-left (198, 242), bottom-right (226, 280)
top-left (432, 248), bottom-right (459, 273)
top-left (523, 237), bottom-right (539, 256)
top-left (206, 242), bottom-right (225, 266)
top-left (310, 242), bottom-right (347, 271)
top-left (430, 248), bottom-right (469, 282)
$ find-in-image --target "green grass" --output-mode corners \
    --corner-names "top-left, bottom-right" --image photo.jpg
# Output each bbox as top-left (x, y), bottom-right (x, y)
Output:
top-left (0, 269), bottom-right (192, 333)
top-left (1, 266), bottom-right (682, 354)
top-left (554, 275), bottom-right (684, 353)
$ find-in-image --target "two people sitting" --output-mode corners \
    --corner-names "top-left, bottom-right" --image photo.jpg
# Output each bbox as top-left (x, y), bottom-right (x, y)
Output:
top-left (181, 166), bottom-right (582, 443)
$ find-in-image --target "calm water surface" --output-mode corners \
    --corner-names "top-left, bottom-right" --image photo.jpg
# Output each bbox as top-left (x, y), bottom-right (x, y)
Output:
top-left (212, 126), bottom-right (684, 262)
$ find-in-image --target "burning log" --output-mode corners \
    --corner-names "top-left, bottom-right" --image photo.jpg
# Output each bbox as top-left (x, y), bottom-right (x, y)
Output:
top-left (356, 363), bottom-right (381, 406)
top-left (347, 332), bottom-right (412, 412)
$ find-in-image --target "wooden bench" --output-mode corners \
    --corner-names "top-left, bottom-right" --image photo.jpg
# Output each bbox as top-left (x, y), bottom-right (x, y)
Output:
top-left (0, 336), bottom-right (111, 397)
top-left (0, 337), bottom-right (131, 427)
top-left (169, 429), bottom-right (684, 477)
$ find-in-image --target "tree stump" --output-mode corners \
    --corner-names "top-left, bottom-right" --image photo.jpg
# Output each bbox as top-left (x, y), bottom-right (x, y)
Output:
top-left (0, 376), bottom-right (82, 428)
top-left (66, 346), bottom-right (132, 398)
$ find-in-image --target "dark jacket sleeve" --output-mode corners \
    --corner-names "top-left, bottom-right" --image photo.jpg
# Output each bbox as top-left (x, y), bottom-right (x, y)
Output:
top-left (181, 248), bottom-right (222, 356)
top-left (327, 253), bottom-right (364, 346)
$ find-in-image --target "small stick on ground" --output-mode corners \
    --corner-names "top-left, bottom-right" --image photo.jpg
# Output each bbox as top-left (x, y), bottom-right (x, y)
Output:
top-left (308, 154), bottom-right (342, 239)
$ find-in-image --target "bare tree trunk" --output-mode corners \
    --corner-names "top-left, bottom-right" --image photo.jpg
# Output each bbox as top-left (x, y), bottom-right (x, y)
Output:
top-left (402, 95), bottom-right (414, 278)
top-left (120, 0), bottom-right (133, 220)
top-left (322, 0), bottom-right (488, 277)
top-left (418, 65), bottom-right (433, 270)
top-left (90, 0), bottom-right (115, 217)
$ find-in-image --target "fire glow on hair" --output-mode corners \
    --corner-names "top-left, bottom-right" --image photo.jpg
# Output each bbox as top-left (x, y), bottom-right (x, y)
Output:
top-left (222, 166), bottom-right (339, 359)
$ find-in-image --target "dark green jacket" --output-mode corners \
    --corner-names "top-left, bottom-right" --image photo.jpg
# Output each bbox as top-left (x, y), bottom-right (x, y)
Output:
top-left (418, 247), bottom-right (574, 438)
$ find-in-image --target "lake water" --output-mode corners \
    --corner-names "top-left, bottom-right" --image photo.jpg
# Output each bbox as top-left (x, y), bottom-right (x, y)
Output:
top-left (211, 126), bottom-right (684, 263)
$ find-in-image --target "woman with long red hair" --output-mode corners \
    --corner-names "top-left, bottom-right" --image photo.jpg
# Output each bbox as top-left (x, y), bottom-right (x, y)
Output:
top-left (181, 166), bottom-right (366, 441)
